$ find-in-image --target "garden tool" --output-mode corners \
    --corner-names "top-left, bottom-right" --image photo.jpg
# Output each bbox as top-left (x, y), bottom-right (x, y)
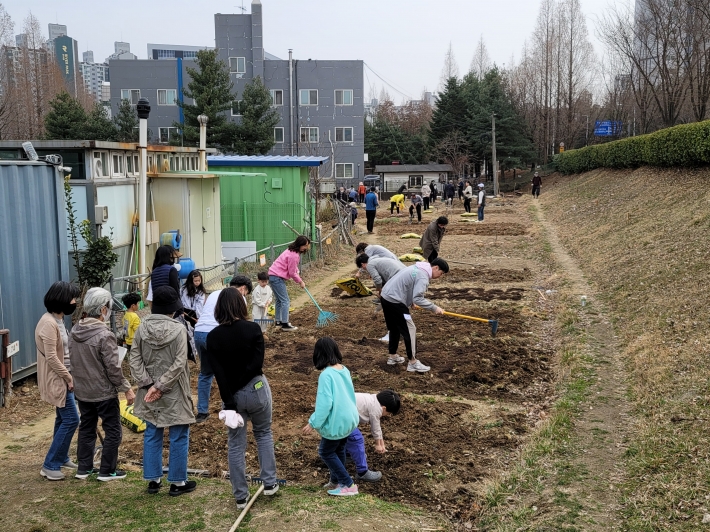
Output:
top-left (304, 287), bottom-right (338, 327)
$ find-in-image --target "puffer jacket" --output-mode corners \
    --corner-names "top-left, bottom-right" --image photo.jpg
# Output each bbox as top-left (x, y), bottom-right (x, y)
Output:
top-left (129, 314), bottom-right (195, 428)
top-left (69, 318), bottom-right (131, 402)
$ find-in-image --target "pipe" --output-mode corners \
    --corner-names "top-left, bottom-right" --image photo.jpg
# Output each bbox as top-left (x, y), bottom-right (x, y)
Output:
top-left (138, 117), bottom-right (148, 277)
top-left (243, 200), bottom-right (248, 241)
top-left (288, 49), bottom-right (294, 156)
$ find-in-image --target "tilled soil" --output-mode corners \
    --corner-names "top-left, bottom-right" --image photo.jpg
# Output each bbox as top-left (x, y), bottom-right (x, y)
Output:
top-left (373, 220), bottom-right (528, 237)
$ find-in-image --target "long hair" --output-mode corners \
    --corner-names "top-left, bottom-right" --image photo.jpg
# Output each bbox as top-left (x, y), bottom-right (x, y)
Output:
top-left (183, 270), bottom-right (206, 298)
top-left (153, 245), bottom-right (176, 270)
top-left (214, 287), bottom-right (247, 325)
top-left (287, 235), bottom-right (311, 253)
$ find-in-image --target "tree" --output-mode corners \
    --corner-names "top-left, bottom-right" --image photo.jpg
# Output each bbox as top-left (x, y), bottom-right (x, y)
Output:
top-left (439, 42), bottom-right (460, 91)
top-left (174, 48), bottom-right (236, 149)
top-left (113, 99), bottom-right (138, 142)
top-left (364, 120), bottom-right (428, 167)
top-left (469, 36), bottom-right (492, 80)
top-left (44, 91), bottom-right (88, 139)
top-left (232, 76), bottom-right (279, 154)
top-left (429, 77), bottom-right (467, 147)
top-left (85, 104), bottom-right (117, 141)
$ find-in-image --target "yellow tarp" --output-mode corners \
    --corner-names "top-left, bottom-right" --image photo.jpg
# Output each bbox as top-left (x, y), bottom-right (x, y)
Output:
top-left (335, 277), bottom-right (373, 296)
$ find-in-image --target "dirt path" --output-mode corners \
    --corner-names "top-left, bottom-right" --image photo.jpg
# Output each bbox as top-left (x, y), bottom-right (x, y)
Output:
top-left (534, 202), bottom-right (630, 529)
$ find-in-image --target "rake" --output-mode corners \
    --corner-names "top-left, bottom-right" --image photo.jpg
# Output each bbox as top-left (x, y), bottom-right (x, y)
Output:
top-left (228, 477), bottom-right (287, 531)
top-left (304, 287), bottom-right (339, 327)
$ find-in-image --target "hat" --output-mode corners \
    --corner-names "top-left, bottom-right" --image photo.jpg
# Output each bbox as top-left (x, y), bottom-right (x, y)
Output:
top-left (478, 183), bottom-right (485, 188)
top-left (151, 286), bottom-right (182, 315)
top-left (349, 202), bottom-right (357, 207)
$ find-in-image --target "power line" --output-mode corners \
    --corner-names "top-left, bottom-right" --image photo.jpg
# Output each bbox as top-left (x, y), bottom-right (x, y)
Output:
top-left (363, 62), bottom-right (414, 102)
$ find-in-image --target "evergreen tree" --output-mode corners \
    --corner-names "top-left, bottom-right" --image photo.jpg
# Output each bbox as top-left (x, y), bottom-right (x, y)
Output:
top-left (44, 91), bottom-right (88, 140)
top-left (173, 49), bottom-right (236, 149)
top-left (84, 103), bottom-right (117, 141)
top-left (428, 77), bottom-right (467, 147)
top-left (232, 76), bottom-right (279, 154)
top-left (113, 99), bottom-right (138, 142)
top-left (364, 121), bottom-right (428, 167)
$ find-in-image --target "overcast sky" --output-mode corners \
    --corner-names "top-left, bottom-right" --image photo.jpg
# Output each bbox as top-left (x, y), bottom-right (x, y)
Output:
top-left (6, 0), bottom-right (628, 102)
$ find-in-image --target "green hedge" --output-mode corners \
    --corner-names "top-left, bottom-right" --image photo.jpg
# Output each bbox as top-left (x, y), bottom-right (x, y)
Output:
top-left (554, 120), bottom-right (710, 174)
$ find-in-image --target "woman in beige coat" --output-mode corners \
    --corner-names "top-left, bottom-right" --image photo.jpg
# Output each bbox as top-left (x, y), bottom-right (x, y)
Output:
top-left (36, 281), bottom-right (80, 481)
top-left (130, 286), bottom-right (196, 497)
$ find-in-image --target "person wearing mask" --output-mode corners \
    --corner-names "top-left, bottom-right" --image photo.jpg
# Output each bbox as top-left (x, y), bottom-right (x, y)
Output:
top-left (36, 281), bottom-right (81, 480)
top-left (130, 286), bottom-right (196, 497)
top-left (267, 236), bottom-right (311, 332)
top-left (193, 275), bottom-right (253, 423)
top-left (69, 287), bottom-right (135, 481)
top-left (364, 187), bottom-right (379, 234)
top-left (463, 181), bottom-right (473, 214)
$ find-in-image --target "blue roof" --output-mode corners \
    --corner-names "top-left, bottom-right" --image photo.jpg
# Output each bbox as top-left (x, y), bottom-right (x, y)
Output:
top-left (207, 155), bottom-right (329, 168)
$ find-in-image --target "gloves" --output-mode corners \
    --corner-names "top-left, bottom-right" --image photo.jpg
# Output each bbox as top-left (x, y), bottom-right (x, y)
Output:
top-left (219, 410), bottom-right (245, 429)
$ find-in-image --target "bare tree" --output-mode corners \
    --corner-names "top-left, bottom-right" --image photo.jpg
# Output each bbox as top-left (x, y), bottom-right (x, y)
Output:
top-left (435, 131), bottom-right (468, 177)
top-left (469, 35), bottom-right (492, 80)
top-left (439, 42), bottom-right (460, 90)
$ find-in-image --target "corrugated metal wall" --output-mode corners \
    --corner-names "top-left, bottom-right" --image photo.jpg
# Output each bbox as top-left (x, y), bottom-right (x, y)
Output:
top-left (0, 162), bottom-right (69, 381)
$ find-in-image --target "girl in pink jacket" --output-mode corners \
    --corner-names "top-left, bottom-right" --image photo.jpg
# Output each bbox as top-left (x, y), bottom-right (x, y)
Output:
top-left (267, 236), bottom-right (311, 331)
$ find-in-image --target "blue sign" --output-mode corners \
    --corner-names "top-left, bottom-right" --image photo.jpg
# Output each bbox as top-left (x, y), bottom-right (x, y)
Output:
top-left (594, 120), bottom-right (623, 137)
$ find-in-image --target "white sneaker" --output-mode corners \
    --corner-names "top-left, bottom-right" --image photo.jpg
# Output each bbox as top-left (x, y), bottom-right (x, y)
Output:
top-left (379, 333), bottom-right (390, 343)
top-left (387, 355), bottom-right (405, 365)
top-left (407, 360), bottom-right (431, 373)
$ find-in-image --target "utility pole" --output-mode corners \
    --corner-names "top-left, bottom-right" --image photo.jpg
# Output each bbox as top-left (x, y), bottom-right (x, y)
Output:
top-left (137, 98), bottom-right (151, 279)
top-left (491, 113), bottom-right (498, 196)
top-left (583, 114), bottom-right (589, 146)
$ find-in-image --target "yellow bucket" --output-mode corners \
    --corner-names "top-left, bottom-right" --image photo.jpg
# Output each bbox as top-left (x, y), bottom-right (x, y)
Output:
top-left (120, 399), bottom-right (146, 433)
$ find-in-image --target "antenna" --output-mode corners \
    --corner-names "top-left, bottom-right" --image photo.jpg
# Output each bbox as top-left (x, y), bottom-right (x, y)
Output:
top-left (235, 1), bottom-right (246, 12)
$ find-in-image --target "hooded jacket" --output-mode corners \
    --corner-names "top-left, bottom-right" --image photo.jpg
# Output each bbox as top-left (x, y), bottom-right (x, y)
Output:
top-left (69, 318), bottom-right (131, 403)
top-left (129, 314), bottom-right (194, 428)
top-left (419, 220), bottom-right (446, 259)
top-left (366, 257), bottom-right (406, 289)
top-left (381, 262), bottom-right (438, 311)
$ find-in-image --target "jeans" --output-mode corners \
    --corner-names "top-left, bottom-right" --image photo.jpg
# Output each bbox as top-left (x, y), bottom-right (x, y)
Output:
top-left (77, 397), bottom-right (122, 474)
top-left (43, 390), bottom-right (80, 470)
top-left (319, 437), bottom-right (353, 487)
top-left (478, 204), bottom-right (485, 221)
top-left (143, 421), bottom-right (189, 483)
top-left (194, 331), bottom-right (213, 415)
top-left (345, 428), bottom-right (368, 475)
top-left (365, 210), bottom-right (376, 233)
top-left (269, 275), bottom-right (290, 324)
top-left (227, 375), bottom-right (277, 501)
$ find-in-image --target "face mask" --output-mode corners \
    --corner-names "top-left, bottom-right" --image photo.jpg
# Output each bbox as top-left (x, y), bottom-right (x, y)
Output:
top-left (174, 262), bottom-right (182, 272)
top-left (63, 302), bottom-right (77, 316)
top-left (101, 308), bottom-right (112, 321)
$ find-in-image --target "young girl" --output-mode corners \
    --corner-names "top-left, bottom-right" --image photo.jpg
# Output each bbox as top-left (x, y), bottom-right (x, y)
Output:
top-left (181, 270), bottom-right (207, 325)
top-left (302, 338), bottom-right (360, 496)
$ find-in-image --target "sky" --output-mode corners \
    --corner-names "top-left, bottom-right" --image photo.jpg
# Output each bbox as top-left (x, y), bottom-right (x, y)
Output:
top-left (5, 0), bottom-right (629, 103)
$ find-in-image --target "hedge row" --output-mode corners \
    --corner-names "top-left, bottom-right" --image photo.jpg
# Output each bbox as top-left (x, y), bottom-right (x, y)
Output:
top-left (554, 120), bottom-right (710, 174)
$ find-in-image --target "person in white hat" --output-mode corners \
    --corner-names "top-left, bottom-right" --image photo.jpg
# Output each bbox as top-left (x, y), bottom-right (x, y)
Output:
top-left (532, 172), bottom-right (542, 198)
top-left (476, 183), bottom-right (486, 222)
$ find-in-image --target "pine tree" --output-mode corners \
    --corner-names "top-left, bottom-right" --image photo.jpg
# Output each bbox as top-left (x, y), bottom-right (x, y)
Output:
top-left (173, 49), bottom-right (236, 149)
top-left (44, 91), bottom-right (88, 140)
top-left (232, 76), bottom-right (280, 154)
top-left (85, 103), bottom-right (117, 141)
top-left (113, 99), bottom-right (138, 142)
top-left (428, 77), bottom-right (467, 147)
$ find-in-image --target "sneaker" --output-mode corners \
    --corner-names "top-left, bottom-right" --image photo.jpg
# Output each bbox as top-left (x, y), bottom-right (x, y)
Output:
top-left (323, 480), bottom-right (338, 490)
top-left (75, 468), bottom-right (96, 480)
top-left (407, 360), bottom-right (431, 373)
top-left (61, 460), bottom-right (78, 470)
top-left (97, 470), bottom-right (127, 481)
top-left (263, 484), bottom-right (279, 496)
top-left (387, 355), bottom-right (405, 365)
top-left (40, 467), bottom-right (65, 481)
top-left (169, 480), bottom-right (197, 497)
top-left (236, 495), bottom-right (250, 510)
top-left (379, 333), bottom-right (390, 343)
top-left (355, 470), bottom-right (382, 482)
top-left (327, 484), bottom-right (359, 496)
top-left (281, 323), bottom-right (298, 331)
top-left (195, 412), bottom-right (209, 423)
top-left (147, 480), bottom-right (162, 494)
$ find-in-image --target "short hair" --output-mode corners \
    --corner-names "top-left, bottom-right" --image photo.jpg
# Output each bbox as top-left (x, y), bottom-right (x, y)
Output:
top-left (43, 281), bottom-right (80, 314)
top-left (377, 389), bottom-right (401, 415)
top-left (355, 243), bottom-right (368, 254)
top-left (436, 216), bottom-right (449, 225)
top-left (355, 253), bottom-right (369, 268)
top-left (214, 287), bottom-right (248, 324)
top-left (230, 274), bottom-right (253, 294)
top-left (257, 272), bottom-right (268, 282)
top-left (313, 337), bottom-right (343, 370)
top-left (370, 187), bottom-right (375, 192)
top-left (122, 292), bottom-right (141, 309)
top-left (83, 287), bottom-right (112, 318)
top-left (430, 257), bottom-right (450, 273)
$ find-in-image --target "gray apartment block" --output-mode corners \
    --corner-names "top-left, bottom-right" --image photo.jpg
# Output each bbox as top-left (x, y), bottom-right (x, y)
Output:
top-left (109, 0), bottom-right (364, 181)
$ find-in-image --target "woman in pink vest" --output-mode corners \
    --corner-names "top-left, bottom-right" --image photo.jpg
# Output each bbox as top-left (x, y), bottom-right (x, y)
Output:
top-left (268, 236), bottom-right (311, 331)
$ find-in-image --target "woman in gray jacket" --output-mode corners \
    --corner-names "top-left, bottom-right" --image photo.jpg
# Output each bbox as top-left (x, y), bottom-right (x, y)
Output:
top-left (130, 286), bottom-right (196, 497)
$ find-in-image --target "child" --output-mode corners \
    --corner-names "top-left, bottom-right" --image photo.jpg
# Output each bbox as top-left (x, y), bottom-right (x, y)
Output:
top-left (180, 269), bottom-right (207, 325)
top-left (302, 338), bottom-right (360, 496)
top-left (349, 202), bottom-right (358, 226)
top-left (345, 390), bottom-right (401, 482)
top-left (121, 292), bottom-right (142, 352)
top-left (252, 272), bottom-right (273, 332)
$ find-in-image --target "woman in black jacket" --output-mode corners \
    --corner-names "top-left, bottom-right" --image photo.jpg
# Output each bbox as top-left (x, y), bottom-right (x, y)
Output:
top-left (206, 288), bottom-right (279, 509)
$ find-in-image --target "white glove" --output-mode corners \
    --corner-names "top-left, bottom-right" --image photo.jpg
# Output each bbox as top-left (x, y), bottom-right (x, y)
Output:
top-left (219, 410), bottom-right (245, 429)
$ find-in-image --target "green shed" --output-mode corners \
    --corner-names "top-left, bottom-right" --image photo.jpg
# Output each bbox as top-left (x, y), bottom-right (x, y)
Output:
top-left (207, 155), bottom-right (328, 251)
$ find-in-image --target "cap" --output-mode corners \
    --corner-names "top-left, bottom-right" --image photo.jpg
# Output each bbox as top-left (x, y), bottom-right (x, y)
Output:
top-left (478, 183), bottom-right (485, 188)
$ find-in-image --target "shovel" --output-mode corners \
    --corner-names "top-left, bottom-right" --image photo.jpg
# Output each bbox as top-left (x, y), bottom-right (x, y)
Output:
top-left (443, 311), bottom-right (499, 337)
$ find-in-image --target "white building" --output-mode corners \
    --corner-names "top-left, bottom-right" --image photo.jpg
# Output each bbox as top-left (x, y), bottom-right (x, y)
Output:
top-left (80, 55), bottom-right (110, 101)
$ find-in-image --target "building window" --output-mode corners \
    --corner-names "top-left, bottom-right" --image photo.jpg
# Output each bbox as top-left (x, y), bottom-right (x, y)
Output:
top-left (335, 127), bottom-right (353, 142)
top-left (229, 57), bottom-right (246, 74)
top-left (270, 89), bottom-right (283, 106)
top-left (111, 153), bottom-right (125, 177)
top-left (120, 89), bottom-right (140, 104)
top-left (126, 153), bottom-right (139, 176)
top-left (299, 89), bottom-right (318, 106)
top-left (157, 89), bottom-right (177, 105)
top-left (274, 127), bottom-right (284, 143)
top-left (231, 100), bottom-right (242, 116)
top-left (336, 163), bottom-right (354, 179)
top-left (408, 175), bottom-right (423, 188)
top-left (159, 127), bottom-right (177, 144)
top-left (335, 89), bottom-right (353, 106)
top-left (300, 127), bottom-right (319, 143)
top-left (93, 151), bottom-right (109, 178)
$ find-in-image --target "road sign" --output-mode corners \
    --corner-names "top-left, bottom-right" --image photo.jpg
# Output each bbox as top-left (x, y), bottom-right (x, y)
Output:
top-left (6, 341), bottom-right (19, 358)
top-left (594, 120), bottom-right (623, 137)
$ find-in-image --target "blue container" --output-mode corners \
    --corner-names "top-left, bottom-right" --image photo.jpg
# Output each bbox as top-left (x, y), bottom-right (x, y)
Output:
top-left (160, 230), bottom-right (182, 250)
top-left (178, 258), bottom-right (196, 280)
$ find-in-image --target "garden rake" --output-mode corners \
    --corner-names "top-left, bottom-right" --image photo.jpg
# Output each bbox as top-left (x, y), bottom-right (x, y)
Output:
top-left (228, 477), bottom-right (287, 531)
top-left (304, 287), bottom-right (339, 327)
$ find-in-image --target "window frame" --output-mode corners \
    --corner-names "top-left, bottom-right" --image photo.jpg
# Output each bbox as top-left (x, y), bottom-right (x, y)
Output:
top-left (299, 127), bottom-right (319, 143)
top-left (270, 89), bottom-right (283, 106)
top-left (274, 127), bottom-right (285, 143)
top-left (93, 150), bottom-right (109, 178)
top-left (120, 89), bottom-right (140, 105)
top-left (408, 175), bottom-right (424, 188)
top-left (299, 89), bottom-right (318, 106)
top-left (158, 127), bottom-right (177, 144)
top-left (335, 127), bottom-right (354, 143)
top-left (229, 56), bottom-right (246, 74)
top-left (111, 152), bottom-right (125, 178)
top-left (334, 89), bottom-right (353, 106)
top-left (231, 100), bottom-right (242, 117)
top-left (335, 163), bottom-right (354, 179)
top-left (157, 88), bottom-right (177, 106)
